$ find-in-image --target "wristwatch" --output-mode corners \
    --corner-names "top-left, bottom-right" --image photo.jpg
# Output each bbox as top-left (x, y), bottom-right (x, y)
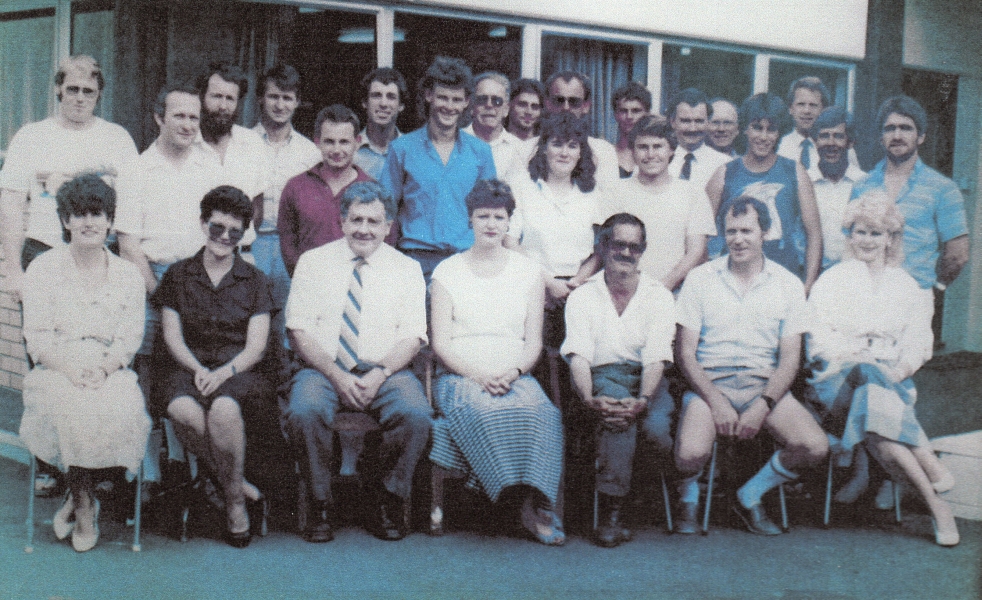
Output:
top-left (379, 365), bottom-right (393, 378)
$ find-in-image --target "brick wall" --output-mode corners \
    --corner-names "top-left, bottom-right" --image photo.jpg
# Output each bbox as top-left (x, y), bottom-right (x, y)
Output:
top-left (0, 259), bottom-right (28, 391)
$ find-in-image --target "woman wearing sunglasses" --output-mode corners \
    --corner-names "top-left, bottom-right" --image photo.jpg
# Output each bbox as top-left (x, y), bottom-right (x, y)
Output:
top-left (155, 185), bottom-right (277, 547)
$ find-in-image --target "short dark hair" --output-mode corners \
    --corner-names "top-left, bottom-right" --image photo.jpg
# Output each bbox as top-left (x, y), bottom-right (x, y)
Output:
top-left (529, 112), bottom-right (597, 193)
top-left (723, 195), bottom-right (771, 233)
top-left (628, 115), bottom-right (676, 150)
top-left (417, 56), bottom-right (473, 121)
top-left (361, 67), bottom-right (407, 101)
top-left (787, 76), bottom-right (831, 108)
top-left (259, 63), bottom-right (301, 96)
top-left (200, 185), bottom-right (253, 229)
top-left (340, 181), bottom-right (396, 221)
top-left (197, 61), bottom-right (248, 101)
top-left (56, 174), bottom-right (116, 243)
top-left (55, 55), bottom-right (105, 92)
top-left (668, 88), bottom-right (711, 121)
top-left (465, 179), bottom-right (516, 217)
top-left (612, 81), bottom-right (652, 112)
top-left (313, 104), bottom-right (360, 141)
top-left (810, 105), bottom-right (855, 142)
top-left (545, 71), bottom-right (592, 103)
top-left (876, 95), bottom-right (928, 137)
top-left (739, 92), bottom-right (792, 136)
top-left (510, 78), bottom-right (545, 103)
top-left (153, 81), bottom-right (201, 119)
top-left (596, 212), bottom-right (647, 257)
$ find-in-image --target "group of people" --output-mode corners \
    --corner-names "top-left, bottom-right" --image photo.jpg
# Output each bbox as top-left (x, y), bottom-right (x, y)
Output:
top-left (0, 52), bottom-right (967, 552)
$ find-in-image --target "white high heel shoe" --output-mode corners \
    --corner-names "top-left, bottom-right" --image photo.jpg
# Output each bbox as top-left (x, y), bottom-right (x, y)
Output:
top-left (71, 499), bottom-right (100, 552)
top-left (53, 492), bottom-right (75, 540)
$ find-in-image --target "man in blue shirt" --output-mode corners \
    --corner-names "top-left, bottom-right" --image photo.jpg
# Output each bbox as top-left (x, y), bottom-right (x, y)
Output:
top-left (379, 56), bottom-right (496, 281)
top-left (851, 95), bottom-right (969, 292)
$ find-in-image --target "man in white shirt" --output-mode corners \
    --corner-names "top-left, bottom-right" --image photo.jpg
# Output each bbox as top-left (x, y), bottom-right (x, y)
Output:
top-left (707, 98), bottom-right (740, 158)
top-left (284, 181), bottom-right (431, 543)
top-left (507, 78), bottom-right (545, 143)
top-left (607, 117), bottom-right (716, 292)
top-left (777, 76), bottom-right (859, 171)
top-left (807, 106), bottom-right (866, 268)
top-left (251, 63), bottom-right (321, 341)
top-left (0, 55), bottom-right (138, 302)
top-left (542, 71), bottom-right (620, 193)
top-left (612, 82), bottom-right (654, 178)
top-left (116, 83), bottom-right (223, 356)
top-left (667, 88), bottom-right (731, 193)
top-left (563, 213), bottom-right (676, 547)
top-left (674, 197), bottom-right (828, 536)
top-left (353, 68), bottom-right (406, 180)
top-left (463, 72), bottom-right (526, 182)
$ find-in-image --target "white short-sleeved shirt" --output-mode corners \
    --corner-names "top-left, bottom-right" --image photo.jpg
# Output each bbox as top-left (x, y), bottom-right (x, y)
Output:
top-left (778, 130), bottom-right (861, 172)
top-left (253, 123), bottom-right (321, 232)
top-left (509, 177), bottom-right (603, 278)
top-left (562, 271), bottom-right (675, 367)
top-left (431, 250), bottom-right (542, 375)
top-left (676, 256), bottom-right (807, 371)
top-left (286, 240), bottom-right (427, 365)
top-left (114, 142), bottom-right (223, 265)
top-left (807, 163), bottom-right (865, 269)
top-left (667, 143), bottom-right (732, 193)
top-left (606, 177), bottom-right (717, 282)
top-left (462, 125), bottom-right (526, 183)
top-left (0, 117), bottom-right (138, 248)
top-left (196, 124), bottom-right (269, 201)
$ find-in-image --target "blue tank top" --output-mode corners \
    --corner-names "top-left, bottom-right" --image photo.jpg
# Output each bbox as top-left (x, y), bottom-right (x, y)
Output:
top-left (707, 155), bottom-right (806, 280)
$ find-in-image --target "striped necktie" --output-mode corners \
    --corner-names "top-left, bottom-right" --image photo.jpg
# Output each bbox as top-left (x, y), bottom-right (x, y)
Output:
top-left (800, 138), bottom-right (812, 170)
top-left (336, 256), bottom-right (366, 372)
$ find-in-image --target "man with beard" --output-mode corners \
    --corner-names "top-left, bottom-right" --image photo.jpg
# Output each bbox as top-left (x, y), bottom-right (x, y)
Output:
top-left (562, 212), bottom-right (676, 547)
top-left (707, 98), bottom-right (740, 158)
top-left (379, 56), bottom-right (495, 282)
top-left (507, 78), bottom-right (545, 142)
top-left (354, 68), bottom-right (406, 180)
top-left (196, 62), bottom-right (267, 249)
top-left (807, 106), bottom-right (865, 268)
top-left (850, 95), bottom-right (969, 293)
top-left (463, 72), bottom-right (526, 182)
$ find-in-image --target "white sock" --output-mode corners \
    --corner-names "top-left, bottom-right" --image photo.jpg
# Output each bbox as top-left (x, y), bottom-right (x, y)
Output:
top-left (678, 472), bottom-right (701, 504)
top-left (737, 451), bottom-right (797, 509)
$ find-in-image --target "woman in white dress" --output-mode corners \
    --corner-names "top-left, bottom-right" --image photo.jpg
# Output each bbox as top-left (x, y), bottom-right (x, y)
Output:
top-left (429, 179), bottom-right (565, 545)
top-left (507, 112), bottom-right (602, 347)
top-left (19, 174), bottom-right (150, 552)
top-left (807, 192), bottom-right (958, 546)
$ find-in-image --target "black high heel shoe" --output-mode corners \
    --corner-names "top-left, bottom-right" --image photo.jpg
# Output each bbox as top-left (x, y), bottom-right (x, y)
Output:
top-left (248, 494), bottom-right (269, 537)
top-left (224, 526), bottom-right (252, 548)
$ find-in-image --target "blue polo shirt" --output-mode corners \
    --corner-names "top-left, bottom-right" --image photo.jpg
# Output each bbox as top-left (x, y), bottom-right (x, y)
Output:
top-left (851, 158), bottom-right (968, 289)
top-left (380, 126), bottom-right (496, 253)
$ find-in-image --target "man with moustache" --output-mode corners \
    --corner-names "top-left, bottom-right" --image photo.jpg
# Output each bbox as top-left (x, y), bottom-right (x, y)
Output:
top-left (667, 88), bottom-right (730, 192)
top-left (563, 212), bottom-right (677, 547)
top-left (674, 197), bottom-right (828, 535)
top-left (278, 105), bottom-right (389, 277)
top-left (807, 106), bottom-right (866, 268)
top-left (850, 95), bottom-right (969, 294)
top-left (196, 62), bottom-right (267, 243)
top-left (507, 78), bottom-right (545, 142)
top-left (707, 98), bottom-right (740, 158)
top-left (354, 68), bottom-right (406, 180)
top-left (463, 72), bottom-right (526, 182)
top-left (0, 55), bottom-right (138, 302)
top-left (380, 56), bottom-right (495, 281)
top-left (612, 82), bottom-right (654, 178)
top-left (777, 76), bottom-right (859, 171)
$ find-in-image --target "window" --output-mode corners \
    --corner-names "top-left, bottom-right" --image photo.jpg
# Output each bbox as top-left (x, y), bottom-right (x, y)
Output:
top-left (661, 44), bottom-right (755, 112)
top-left (71, 1), bottom-right (115, 121)
top-left (768, 59), bottom-right (850, 108)
top-left (0, 9), bottom-right (55, 153)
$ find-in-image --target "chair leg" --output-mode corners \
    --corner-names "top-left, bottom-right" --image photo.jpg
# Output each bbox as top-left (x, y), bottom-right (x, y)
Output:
top-left (296, 473), bottom-right (308, 534)
top-left (893, 481), bottom-right (902, 524)
top-left (430, 464), bottom-right (447, 536)
top-left (132, 463), bottom-right (143, 552)
top-left (592, 457), bottom-right (599, 532)
top-left (702, 440), bottom-right (717, 535)
top-left (661, 472), bottom-right (673, 533)
top-left (778, 483), bottom-right (789, 532)
top-left (823, 454), bottom-right (833, 527)
top-left (25, 455), bottom-right (36, 553)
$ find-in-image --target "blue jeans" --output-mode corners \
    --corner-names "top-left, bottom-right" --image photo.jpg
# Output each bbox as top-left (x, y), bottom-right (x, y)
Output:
top-left (251, 231), bottom-right (290, 347)
top-left (284, 368), bottom-right (433, 503)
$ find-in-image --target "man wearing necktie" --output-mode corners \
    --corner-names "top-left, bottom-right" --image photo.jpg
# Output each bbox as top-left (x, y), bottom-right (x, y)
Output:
top-left (667, 88), bottom-right (732, 193)
top-left (777, 76), bottom-right (860, 171)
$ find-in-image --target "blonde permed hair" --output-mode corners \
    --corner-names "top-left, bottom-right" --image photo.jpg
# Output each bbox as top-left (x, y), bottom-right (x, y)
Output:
top-left (841, 191), bottom-right (905, 267)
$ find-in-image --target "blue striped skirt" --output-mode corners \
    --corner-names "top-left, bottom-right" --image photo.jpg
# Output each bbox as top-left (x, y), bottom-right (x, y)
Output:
top-left (429, 374), bottom-right (563, 504)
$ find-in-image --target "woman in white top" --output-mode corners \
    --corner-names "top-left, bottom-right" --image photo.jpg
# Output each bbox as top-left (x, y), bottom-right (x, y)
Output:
top-left (429, 180), bottom-right (564, 545)
top-left (807, 192), bottom-right (958, 546)
top-left (507, 112), bottom-right (603, 346)
top-left (20, 174), bottom-right (150, 552)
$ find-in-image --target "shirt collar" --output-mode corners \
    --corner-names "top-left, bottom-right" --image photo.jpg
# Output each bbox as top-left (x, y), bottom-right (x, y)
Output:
top-left (254, 121), bottom-right (295, 145)
top-left (358, 127), bottom-right (401, 154)
top-left (188, 247), bottom-right (254, 288)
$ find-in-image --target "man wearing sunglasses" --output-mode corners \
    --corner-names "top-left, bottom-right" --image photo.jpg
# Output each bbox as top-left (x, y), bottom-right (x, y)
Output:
top-left (1, 55), bottom-right (138, 303)
top-left (541, 71), bottom-right (620, 194)
top-left (563, 212), bottom-right (677, 547)
top-left (462, 72), bottom-right (526, 182)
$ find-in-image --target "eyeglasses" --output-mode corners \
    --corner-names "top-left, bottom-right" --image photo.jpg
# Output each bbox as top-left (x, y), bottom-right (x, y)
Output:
top-left (64, 85), bottom-right (98, 99)
top-left (550, 95), bottom-right (584, 109)
top-left (609, 240), bottom-right (645, 254)
top-left (207, 222), bottom-right (245, 243)
top-left (475, 95), bottom-right (505, 107)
